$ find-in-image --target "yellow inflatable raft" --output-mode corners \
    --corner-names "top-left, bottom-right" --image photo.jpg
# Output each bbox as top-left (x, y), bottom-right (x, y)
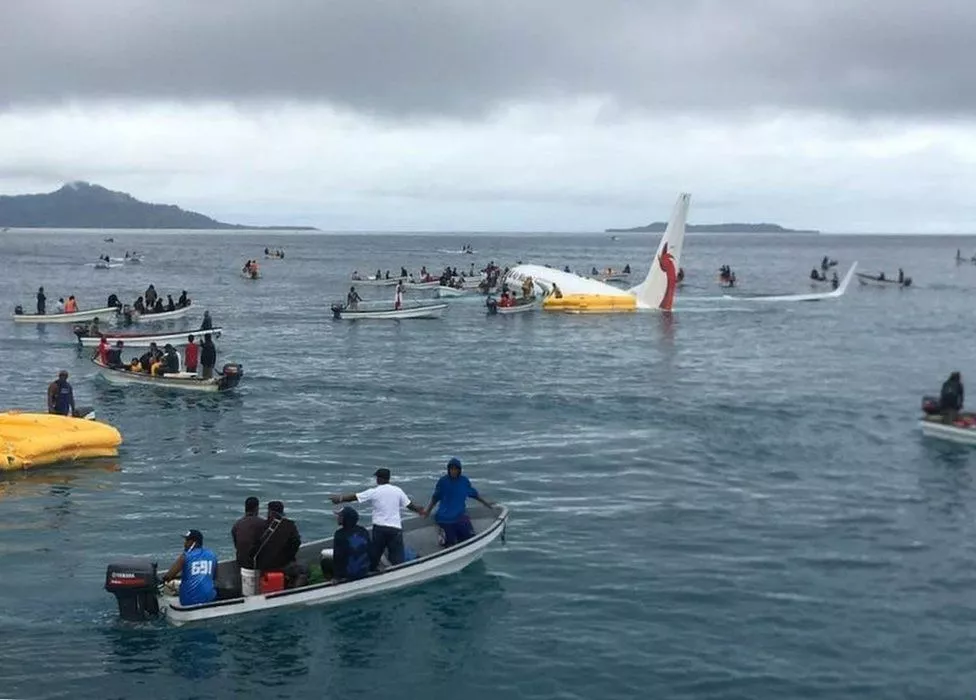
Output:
top-left (543, 294), bottom-right (637, 313)
top-left (0, 412), bottom-right (122, 471)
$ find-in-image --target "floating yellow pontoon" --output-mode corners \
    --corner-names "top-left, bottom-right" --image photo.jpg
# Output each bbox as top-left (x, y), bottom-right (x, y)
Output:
top-left (543, 294), bottom-right (637, 313)
top-left (0, 412), bottom-right (122, 471)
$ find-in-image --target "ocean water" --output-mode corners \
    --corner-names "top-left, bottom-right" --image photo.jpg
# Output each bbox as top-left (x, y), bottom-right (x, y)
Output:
top-left (2, 230), bottom-right (976, 699)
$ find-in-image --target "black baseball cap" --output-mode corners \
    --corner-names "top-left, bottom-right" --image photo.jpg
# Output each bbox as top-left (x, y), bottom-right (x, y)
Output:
top-left (374, 468), bottom-right (391, 480)
top-left (183, 529), bottom-right (203, 545)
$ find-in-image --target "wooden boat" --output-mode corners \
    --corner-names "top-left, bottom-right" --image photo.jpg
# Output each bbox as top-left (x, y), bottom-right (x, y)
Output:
top-left (105, 504), bottom-right (508, 626)
top-left (76, 326), bottom-right (221, 348)
top-left (92, 357), bottom-right (243, 393)
top-left (12, 305), bottom-right (119, 324)
top-left (330, 301), bottom-right (448, 320)
top-left (129, 305), bottom-right (194, 323)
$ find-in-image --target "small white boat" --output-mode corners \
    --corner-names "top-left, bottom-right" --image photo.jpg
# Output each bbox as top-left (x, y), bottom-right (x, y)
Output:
top-left (77, 327), bottom-right (221, 348)
top-left (330, 300), bottom-right (448, 320)
top-left (94, 261), bottom-right (123, 270)
top-left (599, 273), bottom-right (631, 284)
top-left (128, 305), bottom-right (193, 323)
top-left (404, 280), bottom-right (443, 290)
top-left (12, 305), bottom-right (119, 324)
top-left (125, 255), bottom-right (144, 264)
top-left (434, 286), bottom-right (469, 298)
top-left (919, 416), bottom-right (976, 445)
top-left (105, 504), bottom-right (508, 626)
top-left (93, 357), bottom-right (243, 393)
top-left (856, 272), bottom-right (912, 288)
top-left (354, 277), bottom-right (403, 287)
top-left (487, 296), bottom-right (543, 315)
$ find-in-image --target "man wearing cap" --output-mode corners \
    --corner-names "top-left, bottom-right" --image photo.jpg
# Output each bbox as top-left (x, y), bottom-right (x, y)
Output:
top-left (161, 529), bottom-right (219, 606)
top-left (330, 468), bottom-right (425, 571)
top-left (231, 496), bottom-right (264, 596)
top-left (47, 371), bottom-right (75, 416)
top-left (425, 458), bottom-right (496, 546)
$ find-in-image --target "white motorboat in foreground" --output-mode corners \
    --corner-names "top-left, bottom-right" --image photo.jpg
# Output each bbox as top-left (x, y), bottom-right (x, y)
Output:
top-left (12, 305), bottom-right (120, 324)
top-left (330, 301), bottom-right (448, 320)
top-left (92, 357), bottom-right (243, 393)
top-left (435, 286), bottom-right (469, 298)
top-left (129, 305), bottom-right (194, 323)
top-left (487, 296), bottom-right (543, 315)
top-left (76, 326), bottom-right (222, 348)
top-left (105, 504), bottom-right (508, 626)
top-left (919, 417), bottom-right (976, 445)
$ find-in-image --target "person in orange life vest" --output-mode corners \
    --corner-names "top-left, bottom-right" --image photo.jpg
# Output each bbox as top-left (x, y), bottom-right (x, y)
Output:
top-left (64, 296), bottom-right (78, 313)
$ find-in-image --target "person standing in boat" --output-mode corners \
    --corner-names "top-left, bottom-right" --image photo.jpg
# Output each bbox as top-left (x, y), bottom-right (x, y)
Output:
top-left (64, 296), bottom-right (78, 313)
top-left (47, 370), bottom-right (75, 416)
top-left (940, 371), bottom-right (964, 424)
top-left (425, 458), bottom-right (495, 546)
top-left (177, 290), bottom-right (190, 308)
top-left (394, 281), bottom-right (404, 311)
top-left (162, 529), bottom-right (219, 606)
top-left (232, 496), bottom-right (265, 596)
top-left (184, 335), bottom-right (199, 374)
top-left (144, 284), bottom-right (157, 308)
top-left (347, 286), bottom-right (362, 310)
top-left (200, 334), bottom-right (217, 379)
top-left (166, 295), bottom-right (176, 312)
top-left (898, 268), bottom-right (905, 284)
top-left (36, 287), bottom-right (46, 315)
top-left (330, 468), bottom-right (426, 571)
top-left (201, 310), bottom-right (213, 331)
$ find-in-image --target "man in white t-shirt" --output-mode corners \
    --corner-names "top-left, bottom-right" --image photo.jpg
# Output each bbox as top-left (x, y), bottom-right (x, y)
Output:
top-left (330, 468), bottom-right (425, 570)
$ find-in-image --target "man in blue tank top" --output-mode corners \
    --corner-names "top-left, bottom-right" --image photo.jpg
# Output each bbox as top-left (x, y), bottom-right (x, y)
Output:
top-left (162, 529), bottom-right (219, 606)
top-left (425, 458), bottom-right (496, 546)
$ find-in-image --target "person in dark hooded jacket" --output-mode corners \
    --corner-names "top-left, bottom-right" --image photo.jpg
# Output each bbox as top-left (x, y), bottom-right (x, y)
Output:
top-left (251, 500), bottom-right (307, 588)
top-left (330, 506), bottom-right (371, 582)
top-left (940, 371), bottom-right (964, 423)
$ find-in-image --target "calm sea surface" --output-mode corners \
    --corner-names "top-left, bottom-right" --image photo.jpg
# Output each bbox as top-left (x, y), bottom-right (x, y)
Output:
top-left (2, 229), bottom-right (976, 699)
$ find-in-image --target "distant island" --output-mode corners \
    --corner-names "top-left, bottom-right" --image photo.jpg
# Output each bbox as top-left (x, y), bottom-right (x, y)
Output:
top-left (0, 182), bottom-right (317, 230)
top-left (606, 222), bottom-right (819, 234)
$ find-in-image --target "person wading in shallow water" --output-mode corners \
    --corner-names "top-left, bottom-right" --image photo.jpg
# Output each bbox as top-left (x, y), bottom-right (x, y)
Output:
top-left (47, 371), bottom-right (75, 416)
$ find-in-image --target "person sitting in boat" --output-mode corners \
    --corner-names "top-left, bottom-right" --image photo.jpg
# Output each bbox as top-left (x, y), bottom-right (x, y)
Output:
top-left (330, 506), bottom-right (372, 583)
top-left (420, 266), bottom-right (428, 279)
top-left (161, 529), bottom-right (219, 607)
top-left (878, 272), bottom-right (886, 281)
top-left (623, 264), bottom-right (631, 274)
top-left (166, 295), bottom-right (176, 312)
top-left (351, 270), bottom-right (362, 281)
top-left (425, 458), bottom-right (495, 546)
top-left (251, 500), bottom-right (307, 589)
top-left (400, 266), bottom-right (408, 279)
top-left (347, 286), bottom-right (362, 310)
top-left (178, 290), bottom-right (190, 308)
top-left (140, 343), bottom-right (162, 374)
top-left (107, 293), bottom-right (120, 308)
top-left (384, 270), bottom-right (391, 279)
top-left (64, 296), bottom-right (78, 313)
top-left (47, 370), bottom-right (75, 416)
top-left (106, 341), bottom-right (124, 369)
top-left (940, 371), bottom-right (964, 423)
top-left (133, 296), bottom-right (146, 314)
top-left (821, 255), bottom-right (829, 271)
top-left (128, 357), bottom-right (142, 372)
top-left (152, 297), bottom-right (165, 314)
top-left (810, 268), bottom-right (821, 280)
top-left (162, 344), bottom-right (180, 374)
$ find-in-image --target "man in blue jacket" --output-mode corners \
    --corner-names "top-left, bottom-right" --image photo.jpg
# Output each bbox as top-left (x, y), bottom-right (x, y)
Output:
top-left (425, 458), bottom-right (495, 546)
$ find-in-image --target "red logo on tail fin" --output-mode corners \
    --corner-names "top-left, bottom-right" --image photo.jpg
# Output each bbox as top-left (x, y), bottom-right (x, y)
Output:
top-left (658, 243), bottom-right (677, 311)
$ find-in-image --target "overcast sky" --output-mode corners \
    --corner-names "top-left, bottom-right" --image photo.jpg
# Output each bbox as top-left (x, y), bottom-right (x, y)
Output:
top-left (2, 0), bottom-right (976, 232)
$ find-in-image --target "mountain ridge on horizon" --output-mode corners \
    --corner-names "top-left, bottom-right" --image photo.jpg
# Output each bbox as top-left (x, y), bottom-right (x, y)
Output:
top-left (0, 181), bottom-right (317, 230)
top-left (606, 221), bottom-right (819, 234)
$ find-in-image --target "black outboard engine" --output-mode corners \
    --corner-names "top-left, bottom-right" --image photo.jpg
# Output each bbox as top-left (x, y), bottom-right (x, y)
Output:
top-left (330, 303), bottom-right (344, 320)
top-left (217, 363), bottom-right (244, 391)
top-left (14, 305), bottom-right (23, 315)
top-left (922, 396), bottom-right (941, 416)
top-left (105, 559), bottom-right (160, 621)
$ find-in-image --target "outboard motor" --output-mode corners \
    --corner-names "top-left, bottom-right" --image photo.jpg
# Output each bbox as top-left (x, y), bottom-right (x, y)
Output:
top-left (921, 396), bottom-right (941, 416)
top-left (13, 305), bottom-right (23, 315)
top-left (217, 363), bottom-right (244, 391)
top-left (105, 558), bottom-right (160, 621)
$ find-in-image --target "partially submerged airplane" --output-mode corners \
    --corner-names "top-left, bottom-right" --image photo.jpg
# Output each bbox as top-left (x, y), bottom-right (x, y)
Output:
top-left (506, 193), bottom-right (691, 313)
top-left (506, 192), bottom-right (855, 312)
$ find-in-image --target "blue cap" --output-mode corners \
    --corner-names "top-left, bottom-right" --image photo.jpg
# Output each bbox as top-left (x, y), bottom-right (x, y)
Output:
top-left (447, 457), bottom-right (462, 471)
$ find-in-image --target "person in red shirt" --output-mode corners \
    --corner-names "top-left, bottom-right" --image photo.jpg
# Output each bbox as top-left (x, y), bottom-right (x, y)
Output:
top-left (97, 336), bottom-right (109, 364)
top-left (184, 334), bottom-right (200, 374)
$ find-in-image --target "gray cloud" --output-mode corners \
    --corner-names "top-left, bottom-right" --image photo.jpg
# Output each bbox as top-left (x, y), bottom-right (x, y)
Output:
top-left (2, 0), bottom-right (975, 118)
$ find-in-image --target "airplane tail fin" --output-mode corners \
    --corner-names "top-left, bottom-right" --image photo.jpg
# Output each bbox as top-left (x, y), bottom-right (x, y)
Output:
top-left (629, 193), bottom-right (690, 309)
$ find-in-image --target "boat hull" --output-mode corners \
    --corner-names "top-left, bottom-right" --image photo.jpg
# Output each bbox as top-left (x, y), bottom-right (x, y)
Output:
top-left (78, 327), bottom-right (222, 348)
top-left (158, 505), bottom-right (508, 625)
top-left (12, 306), bottom-right (119, 324)
top-left (93, 358), bottom-right (242, 393)
top-left (129, 306), bottom-right (193, 323)
top-left (919, 418), bottom-right (976, 445)
top-left (489, 297), bottom-right (543, 314)
top-left (331, 303), bottom-right (447, 320)
top-left (856, 273), bottom-right (910, 288)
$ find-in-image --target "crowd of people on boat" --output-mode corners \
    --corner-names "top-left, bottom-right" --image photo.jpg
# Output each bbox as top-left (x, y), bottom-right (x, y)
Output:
top-left (264, 247), bottom-right (285, 259)
top-left (94, 332), bottom-right (218, 379)
top-left (718, 265), bottom-right (737, 287)
top-left (810, 267), bottom-right (840, 288)
top-left (164, 460), bottom-right (494, 605)
top-left (242, 260), bottom-right (261, 278)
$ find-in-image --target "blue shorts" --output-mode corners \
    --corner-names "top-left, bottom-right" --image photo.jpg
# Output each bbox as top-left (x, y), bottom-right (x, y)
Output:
top-left (439, 516), bottom-right (475, 547)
